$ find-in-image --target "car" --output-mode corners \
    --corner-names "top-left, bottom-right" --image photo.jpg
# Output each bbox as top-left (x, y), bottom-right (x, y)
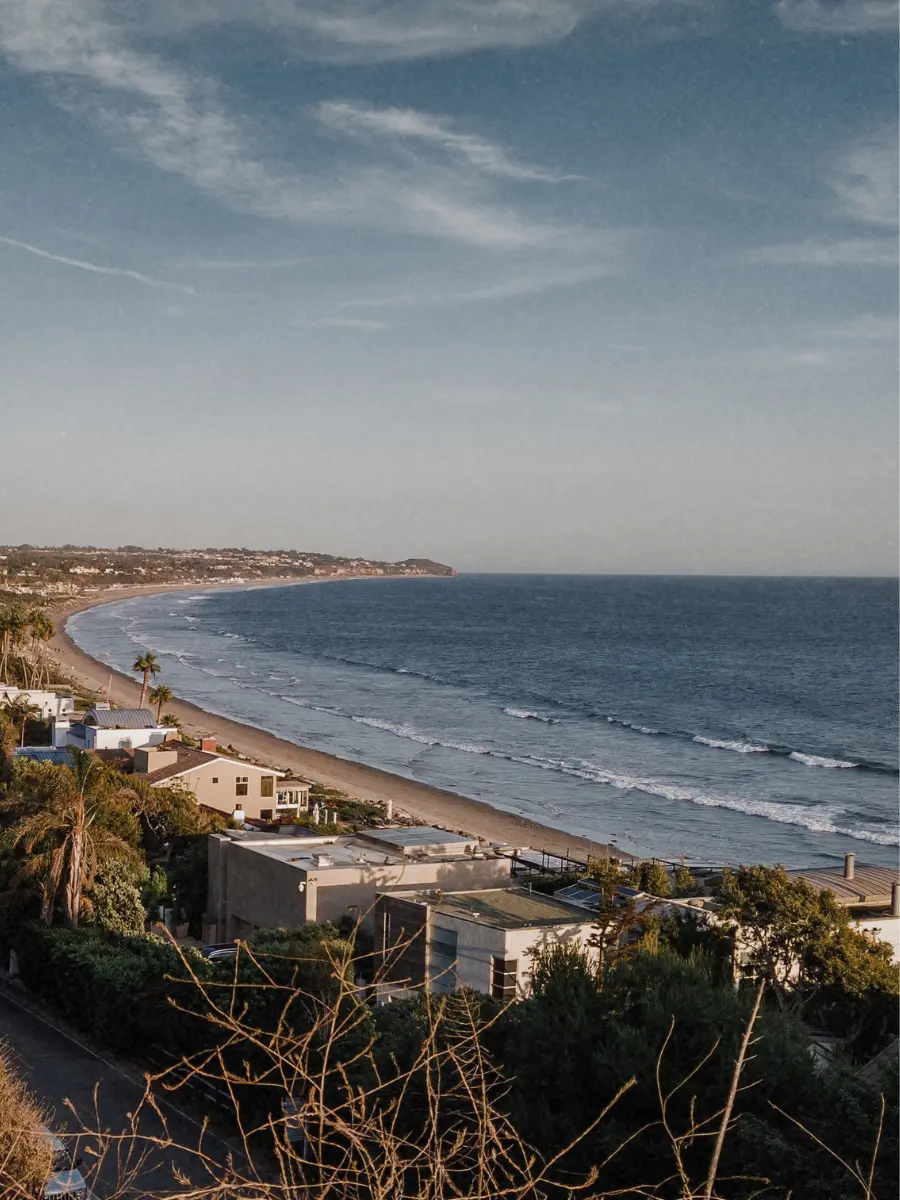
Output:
top-left (43, 1168), bottom-right (93, 1199)
top-left (199, 942), bottom-right (238, 961)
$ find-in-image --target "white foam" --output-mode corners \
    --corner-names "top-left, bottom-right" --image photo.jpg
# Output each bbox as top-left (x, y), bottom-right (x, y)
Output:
top-left (606, 717), bottom-right (658, 735)
top-left (502, 707), bottom-right (557, 723)
top-left (693, 735), bottom-right (769, 754)
top-left (789, 751), bottom-right (856, 769)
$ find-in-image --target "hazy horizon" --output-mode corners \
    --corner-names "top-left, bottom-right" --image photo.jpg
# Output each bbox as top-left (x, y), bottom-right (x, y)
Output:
top-left (1, 1), bottom-right (897, 575)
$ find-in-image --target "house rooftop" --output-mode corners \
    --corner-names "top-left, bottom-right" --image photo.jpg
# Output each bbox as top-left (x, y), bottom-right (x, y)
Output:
top-left (83, 707), bottom-right (159, 729)
top-left (398, 887), bottom-right (596, 930)
top-left (215, 825), bottom-right (497, 872)
top-left (788, 863), bottom-right (900, 907)
top-left (363, 826), bottom-right (478, 856)
top-left (13, 747), bottom-right (73, 765)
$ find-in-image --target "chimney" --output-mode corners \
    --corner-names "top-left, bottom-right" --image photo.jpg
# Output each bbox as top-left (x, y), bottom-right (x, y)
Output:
top-left (891, 882), bottom-right (899, 918)
top-left (200, 735), bottom-right (217, 753)
top-left (844, 853), bottom-right (855, 881)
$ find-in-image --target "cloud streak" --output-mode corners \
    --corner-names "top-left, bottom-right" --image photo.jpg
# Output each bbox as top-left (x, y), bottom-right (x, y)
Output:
top-left (775, 0), bottom-right (899, 33)
top-left (0, 235), bottom-right (198, 292)
top-left (0, 0), bottom-right (604, 255)
top-left (740, 237), bottom-right (897, 266)
top-left (316, 101), bottom-right (577, 182)
top-left (828, 129), bottom-right (899, 226)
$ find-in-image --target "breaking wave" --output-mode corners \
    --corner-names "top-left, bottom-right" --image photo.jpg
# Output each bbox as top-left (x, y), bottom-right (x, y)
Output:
top-left (502, 707), bottom-right (558, 724)
top-left (693, 735), bottom-right (768, 754)
top-left (788, 751), bottom-right (856, 769)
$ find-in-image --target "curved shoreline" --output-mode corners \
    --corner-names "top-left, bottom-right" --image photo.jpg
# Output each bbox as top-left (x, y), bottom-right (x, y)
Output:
top-left (49, 581), bottom-right (618, 862)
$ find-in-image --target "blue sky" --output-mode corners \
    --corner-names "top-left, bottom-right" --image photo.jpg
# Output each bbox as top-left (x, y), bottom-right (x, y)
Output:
top-left (0, 0), bottom-right (896, 573)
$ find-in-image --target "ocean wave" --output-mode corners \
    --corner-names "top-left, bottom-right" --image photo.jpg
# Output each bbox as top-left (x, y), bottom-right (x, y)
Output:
top-left (606, 717), bottom-right (659, 736)
top-left (788, 751), bottom-right (856, 769)
top-left (693, 735), bottom-right (768, 754)
top-left (502, 707), bottom-right (558, 724)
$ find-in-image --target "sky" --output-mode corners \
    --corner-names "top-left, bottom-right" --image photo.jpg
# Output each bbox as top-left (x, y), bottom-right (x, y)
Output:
top-left (0, 0), bottom-right (897, 574)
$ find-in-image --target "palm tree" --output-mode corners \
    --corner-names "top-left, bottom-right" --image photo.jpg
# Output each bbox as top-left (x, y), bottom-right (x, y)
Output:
top-left (160, 713), bottom-right (182, 735)
top-left (30, 610), bottom-right (54, 688)
top-left (133, 652), bottom-right (161, 709)
top-left (149, 684), bottom-right (174, 724)
top-left (1, 696), bottom-right (41, 746)
top-left (0, 748), bottom-right (141, 927)
top-left (0, 606), bottom-right (26, 685)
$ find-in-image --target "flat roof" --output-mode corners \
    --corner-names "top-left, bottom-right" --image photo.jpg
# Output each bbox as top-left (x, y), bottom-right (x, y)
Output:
top-left (399, 887), bottom-right (596, 930)
top-left (788, 864), bottom-right (899, 906)
top-left (222, 831), bottom-right (407, 870)
top-left (366, 826), bottom-right (477, 852)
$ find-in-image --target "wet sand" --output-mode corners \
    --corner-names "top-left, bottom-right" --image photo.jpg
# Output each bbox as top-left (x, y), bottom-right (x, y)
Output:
top-left (48, 582), bottom-right (614, 861)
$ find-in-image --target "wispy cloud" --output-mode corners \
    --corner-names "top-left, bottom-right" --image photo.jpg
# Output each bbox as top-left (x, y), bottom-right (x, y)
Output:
top-left (828, 128), bottom-right (899, 226)
top-left (739, 237), bottom-right (897, 266)
top-left (0, 235), bottom-right (198, 293)
top-left (0, 0), bottom-right (604, 255)
top-left (176, 257), bottom-right (311, 271)
top-left (292, 315), bottom-right (388, 330)
top-left (316, 101), bottom-right (577, 182)
top-left (775, 0), bottom-right (899, 33)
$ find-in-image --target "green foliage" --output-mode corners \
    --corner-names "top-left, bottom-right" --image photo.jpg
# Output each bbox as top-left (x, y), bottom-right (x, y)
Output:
top-left (713, 864), bottom-right (899, 1055)
top-left (86, 859), bottom-right (147, 936)
top-left (585, 854), bottom-right (623, 896)
top-left (674, 858), bottom-right (698, 895)
top-left (165, 838), bottom-right (210, 937)
top-left (626, 859), bottom-right (672, 897)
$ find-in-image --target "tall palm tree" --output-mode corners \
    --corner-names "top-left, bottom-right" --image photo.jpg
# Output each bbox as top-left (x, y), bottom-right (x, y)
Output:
top-left (0, 606), bottom-right (26, 685)
top-left (133, 652), bottom-right (161, 709)
top-left (149, 684), bottom-right (174, 724)
top-left (0, 749), bottom-right (141, 927)
top-left (28, 610), bottom-right (54, 688)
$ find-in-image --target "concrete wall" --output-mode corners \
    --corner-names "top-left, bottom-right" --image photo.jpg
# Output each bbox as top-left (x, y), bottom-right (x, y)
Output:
top-left (168, 761), bottom-right (281, 820)
top-left (86, 726), bottom-right (173, 750)
top-left (208, 837), bottom-right (511, 941)
top-left (428, 913), bottom-right (596, 998)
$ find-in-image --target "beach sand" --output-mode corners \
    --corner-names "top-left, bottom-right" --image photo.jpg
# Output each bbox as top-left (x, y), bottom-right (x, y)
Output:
top-left (47, 582), bottom-right (614, 862)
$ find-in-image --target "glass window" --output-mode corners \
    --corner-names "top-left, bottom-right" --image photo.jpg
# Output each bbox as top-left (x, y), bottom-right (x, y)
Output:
top-left (261, 775), bottom-right (274, 798)
top-left (212, 777), bottom-right (219, 784)
top-left (429, 926), bottom-right (458, 994)
top-left (235, 776), bottom-right (249, 797)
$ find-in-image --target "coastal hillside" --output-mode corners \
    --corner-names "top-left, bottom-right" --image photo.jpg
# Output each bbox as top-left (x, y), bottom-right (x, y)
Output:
top-left (0, 545), bottom-right (455, 601)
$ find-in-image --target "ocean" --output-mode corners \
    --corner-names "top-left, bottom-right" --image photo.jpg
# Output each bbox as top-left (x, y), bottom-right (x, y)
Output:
top-left (67, 575), bottom-right (899, 868)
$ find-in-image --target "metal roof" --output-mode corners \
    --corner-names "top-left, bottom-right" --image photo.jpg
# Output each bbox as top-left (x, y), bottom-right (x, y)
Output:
top-left (13, 747), bottom-right (73, 765)
top-left (367, 827), bottom-right (476, 852)
top-left (84, 708), bottom-right (158, 729)
top-left (788, 864), bottom-right (900, 907)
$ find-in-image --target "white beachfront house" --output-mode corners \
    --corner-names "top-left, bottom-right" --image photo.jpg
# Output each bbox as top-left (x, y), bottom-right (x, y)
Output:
top-left (0, 685), bottom-right (75, 721)
top-left (52, 706), bottom-right (178, 750)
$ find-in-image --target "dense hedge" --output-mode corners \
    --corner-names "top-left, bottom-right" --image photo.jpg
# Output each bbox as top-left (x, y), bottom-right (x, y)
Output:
top-left (10, 922), bottom-right (212, 1061)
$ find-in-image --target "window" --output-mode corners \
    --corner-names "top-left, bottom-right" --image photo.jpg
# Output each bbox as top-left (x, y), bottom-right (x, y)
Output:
top-left (276, 790), bottom-right (298, 809)
top-left (235, 776), bottom-right (249, 797)
top-left (491, 957), bottom-right (518, 1002)
top-left (260, 809), bottom-right (273, 820)
top-left (429, 926), bottom-right (458, 995)
top-left (212, 777), bottom-right (219, 784)
top-left (260, 775), bottom-right (274, 798)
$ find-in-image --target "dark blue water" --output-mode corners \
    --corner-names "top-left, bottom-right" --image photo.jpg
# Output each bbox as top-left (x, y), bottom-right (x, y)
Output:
top-left (68, 576), bottom-right (899, 867)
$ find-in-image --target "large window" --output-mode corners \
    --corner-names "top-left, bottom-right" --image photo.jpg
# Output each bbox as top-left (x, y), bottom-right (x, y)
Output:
top-left (491, 957), bottom-right (518, 1002)
top-left (260, 775), bottom-right (274, 798)
top-left (235, 776), bottom-right (249, 797)
top-left (429, 926), bottom-right (458, 994)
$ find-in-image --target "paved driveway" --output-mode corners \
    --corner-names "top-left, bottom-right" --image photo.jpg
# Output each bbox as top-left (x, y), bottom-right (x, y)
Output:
top-left (0, 989), bottom-right (244, 1196)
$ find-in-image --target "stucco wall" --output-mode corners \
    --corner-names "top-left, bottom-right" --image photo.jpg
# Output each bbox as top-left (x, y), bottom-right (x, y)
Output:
top-left (428, 913), bottom-right (595, 998)
top-left (170, 761), bottom-right (281, 820)
top-left (209, 838), bottom-right (511, 939)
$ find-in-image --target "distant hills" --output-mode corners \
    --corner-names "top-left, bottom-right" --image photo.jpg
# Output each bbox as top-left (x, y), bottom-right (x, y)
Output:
top-left (0, 545), bottom-right (456, 601)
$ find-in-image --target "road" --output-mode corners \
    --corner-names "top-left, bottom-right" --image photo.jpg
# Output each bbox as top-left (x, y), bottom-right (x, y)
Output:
top-left (0, 988), bottom-right (243, 1196)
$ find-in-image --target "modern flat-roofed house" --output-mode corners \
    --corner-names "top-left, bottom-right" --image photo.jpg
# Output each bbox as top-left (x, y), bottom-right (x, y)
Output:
top-left (0, 686), bottom-right (75, 721)
top-left (207, 826), bottom-right (512, 942)
top-left (131, 738), bottom-right (290, 821)
top-left (52, 707), bottom-right (178, 750)
top-left (374, 887), bottom-right (598, 1002)
top-left (789, 854), bottom-right (900, 962)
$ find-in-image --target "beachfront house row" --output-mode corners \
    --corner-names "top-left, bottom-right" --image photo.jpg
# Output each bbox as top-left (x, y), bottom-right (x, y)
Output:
top-left (52, 706), bottom-right (178, 750)
top-left (207, 826), bottom-right (513, 942)
top-left (130, 738), bottom-right (310, 822)
top-left (0, 686), bottom-right (75, 721)
top-left (374, 887), bottom-right (599, 1002)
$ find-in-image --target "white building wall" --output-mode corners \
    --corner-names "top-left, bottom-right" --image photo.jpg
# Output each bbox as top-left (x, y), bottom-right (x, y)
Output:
top-left (0, 688), bottom-right (75, 720)
top-left (853, 916), bottom-right (900, 962)
top-left (429, 914), bottom-right (597, 999)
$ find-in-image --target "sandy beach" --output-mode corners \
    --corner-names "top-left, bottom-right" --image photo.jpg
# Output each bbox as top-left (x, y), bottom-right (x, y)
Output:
top-left (47, 582), bottom-right (615, 862)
